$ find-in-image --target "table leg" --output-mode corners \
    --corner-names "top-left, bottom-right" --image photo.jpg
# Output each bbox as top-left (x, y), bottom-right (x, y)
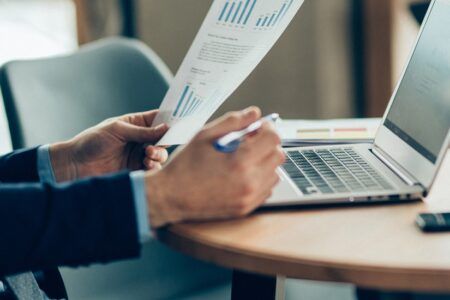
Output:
top-left (231, 270), bottom-right (285, 300)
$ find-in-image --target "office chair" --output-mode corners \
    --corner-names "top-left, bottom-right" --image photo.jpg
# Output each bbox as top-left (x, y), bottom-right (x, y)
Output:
top-left (0, 37), bottom-right (231, 300)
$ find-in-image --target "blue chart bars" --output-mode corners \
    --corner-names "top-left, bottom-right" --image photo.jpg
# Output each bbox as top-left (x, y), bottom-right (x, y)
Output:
top-left (218, 0), bottom-right (257, 26)
top-left (173, 85), bottom-right (203, 118)
top-left (255, 0), bottom-right (293, 29)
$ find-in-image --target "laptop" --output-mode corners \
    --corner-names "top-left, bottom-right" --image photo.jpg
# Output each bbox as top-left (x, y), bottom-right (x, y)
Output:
top-left (266, 0), bottom-right (450, 207)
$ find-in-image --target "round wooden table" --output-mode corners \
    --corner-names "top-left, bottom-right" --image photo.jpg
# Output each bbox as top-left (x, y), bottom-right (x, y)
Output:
top-left (158, 151), bottom-right (450, 299)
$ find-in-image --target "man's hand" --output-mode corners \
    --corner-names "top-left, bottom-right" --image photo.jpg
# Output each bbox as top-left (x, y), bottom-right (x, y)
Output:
top-left (49, 110), bottom-right (169, 182)
top-left (146, 107), bottom-right (285, 228)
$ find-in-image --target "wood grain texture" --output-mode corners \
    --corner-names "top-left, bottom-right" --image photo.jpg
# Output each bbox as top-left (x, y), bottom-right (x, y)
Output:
top-left (158, 151), bottom-right (450, 292)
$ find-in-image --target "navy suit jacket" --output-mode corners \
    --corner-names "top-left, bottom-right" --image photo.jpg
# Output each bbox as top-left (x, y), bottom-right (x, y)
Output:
top-left (0, 148), bottom-right (141, 297)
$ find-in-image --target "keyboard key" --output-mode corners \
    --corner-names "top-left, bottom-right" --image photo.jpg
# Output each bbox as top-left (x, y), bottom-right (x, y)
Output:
top-left (284, 148), bottom-right (394, 195)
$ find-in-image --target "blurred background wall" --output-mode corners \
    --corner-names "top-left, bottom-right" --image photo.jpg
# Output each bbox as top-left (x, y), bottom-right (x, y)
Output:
top-left (137, 0), bottom-right (355, 119)
top-left (72, 0), bottom-right (423, 119)
top-left (74, 0), bottom-right (358, 119)
top-left (0, 0), bottom-right (425, 155)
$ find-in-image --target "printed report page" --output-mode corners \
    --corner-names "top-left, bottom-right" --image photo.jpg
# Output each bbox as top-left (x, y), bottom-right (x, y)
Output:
top-left (153, 0), bottom-right (305, 145)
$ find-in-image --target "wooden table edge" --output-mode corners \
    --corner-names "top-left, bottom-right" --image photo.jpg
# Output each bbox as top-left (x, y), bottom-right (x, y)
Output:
top-left (158, 224), bottom-right (450, 293)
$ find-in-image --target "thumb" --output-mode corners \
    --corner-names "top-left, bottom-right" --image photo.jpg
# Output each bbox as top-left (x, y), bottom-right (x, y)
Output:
top-left (200, 107), bottom-right (261, 140)
top-left (116, 121), bottom-right (169, 143)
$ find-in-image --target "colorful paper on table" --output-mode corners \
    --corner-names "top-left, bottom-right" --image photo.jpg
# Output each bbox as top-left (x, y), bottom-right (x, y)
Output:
top-left (153, 0), bottom-right (306, 145)
top-left (277, 118), bottom-right (382, 141)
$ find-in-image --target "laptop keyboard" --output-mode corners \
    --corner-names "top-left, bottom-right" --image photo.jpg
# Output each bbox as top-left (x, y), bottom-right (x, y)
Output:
top-left (282, 148), bottom-right (393, 195)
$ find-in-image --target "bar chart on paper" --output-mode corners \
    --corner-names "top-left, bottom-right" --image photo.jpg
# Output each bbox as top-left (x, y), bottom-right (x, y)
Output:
top-left (217, 0), bottom-right (257, 27)
top-left (154, 0), bottom-right (306, 145)
top-left (172, 85), bottom-right (204, 119)
top-left (255, 0), bottom-right (294, 29)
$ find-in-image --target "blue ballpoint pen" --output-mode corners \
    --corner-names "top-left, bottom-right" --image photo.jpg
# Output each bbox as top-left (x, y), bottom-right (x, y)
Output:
top-left (214, 113), bottom-right (280, 153)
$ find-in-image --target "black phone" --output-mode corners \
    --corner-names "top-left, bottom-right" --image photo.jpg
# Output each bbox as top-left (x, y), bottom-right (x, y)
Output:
top-left (416, 212), bottom-right (450, 232)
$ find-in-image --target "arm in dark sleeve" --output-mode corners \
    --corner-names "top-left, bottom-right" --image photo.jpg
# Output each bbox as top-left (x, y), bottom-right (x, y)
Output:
top-left (0, 148), bottom-right (39, 182)
top-left (0, 172), bottom-right (140, 277)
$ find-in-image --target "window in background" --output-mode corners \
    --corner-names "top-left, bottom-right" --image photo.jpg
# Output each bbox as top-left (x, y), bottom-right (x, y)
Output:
top-left (0, 0), bottom-right (77, 154)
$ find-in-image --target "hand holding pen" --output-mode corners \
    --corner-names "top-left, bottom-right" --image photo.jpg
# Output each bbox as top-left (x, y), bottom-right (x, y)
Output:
top-left (214, 113), bottom-right (280, 153)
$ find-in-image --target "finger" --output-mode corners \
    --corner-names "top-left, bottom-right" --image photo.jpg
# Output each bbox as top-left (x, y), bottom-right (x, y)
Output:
top-left (232, 172), bottom-right (279, 217)
top-left (248, 122), bottom-right (281, 147)
top-left (123, 110), bottom-right (160, 127)
top-left (255, 145), bottom-right (285, 168)
top-left (145, 146), bottom-right (169, 163)
top-left (237, 187), bottom-right (275, 217)
top-left (235, 122), bottom-right (282, 163)
top-left (140, 110), bottom-right (160, 126)
top-left (248, 151), bottom-right (283, 194)
top-left (143, 158), bottom-right (163, 171)
top-left (251, 174), bottom-right (280, 208)
top-left (200, 107), bottom-right (261, 140)
top-left (116, 121), bottom-right (169, 143)
top-left (257, 189), bottom-right (275, 207)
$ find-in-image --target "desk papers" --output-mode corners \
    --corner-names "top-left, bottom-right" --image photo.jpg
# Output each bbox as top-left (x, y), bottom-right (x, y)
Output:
top-left (153, 0), bottom-right (305, 145)
top-left (277, 118), bottom-right (382, 147)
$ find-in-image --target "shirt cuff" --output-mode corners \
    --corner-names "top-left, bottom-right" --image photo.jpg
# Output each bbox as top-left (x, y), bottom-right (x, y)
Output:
top-left (37, 145), bottom-right (57, 183)
top-left (38, 145), bottom-right (151, 243)
top-left (130, 170), bottom-right (152, 243)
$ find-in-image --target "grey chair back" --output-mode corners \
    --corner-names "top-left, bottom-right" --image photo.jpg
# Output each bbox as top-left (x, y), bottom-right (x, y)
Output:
top-left (0, 38), bottom-right (230, 299)
top-left (0, 38), bottom-right (172, 148)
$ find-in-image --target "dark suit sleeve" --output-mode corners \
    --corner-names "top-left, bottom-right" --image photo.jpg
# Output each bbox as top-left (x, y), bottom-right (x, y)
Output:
top-left (0, 172), bottom-right (141, 277)
top-left (0, 148), bottom-right (40, 182)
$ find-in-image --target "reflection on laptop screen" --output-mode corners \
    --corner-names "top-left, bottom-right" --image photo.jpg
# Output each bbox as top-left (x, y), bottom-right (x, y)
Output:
top-left (384, 0), bottom-right (450, 164)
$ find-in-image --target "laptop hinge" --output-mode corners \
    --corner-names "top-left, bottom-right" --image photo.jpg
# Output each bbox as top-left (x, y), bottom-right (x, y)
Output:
top-left (372, 147), bottom-right (420, 187)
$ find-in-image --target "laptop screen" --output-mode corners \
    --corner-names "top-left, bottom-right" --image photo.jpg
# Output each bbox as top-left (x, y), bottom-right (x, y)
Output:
top-left (384, 0), bottom-right (450, 164)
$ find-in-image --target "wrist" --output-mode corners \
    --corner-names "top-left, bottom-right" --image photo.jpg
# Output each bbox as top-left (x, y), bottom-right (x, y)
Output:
top-left (145, 170), bottom-right (182, 228)
top-left (49, 141), bottom-right (78, 182)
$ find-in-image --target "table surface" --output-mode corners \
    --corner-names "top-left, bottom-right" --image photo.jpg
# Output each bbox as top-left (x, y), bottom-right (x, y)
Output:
top-left (159, 151), bottom-right (450, 293)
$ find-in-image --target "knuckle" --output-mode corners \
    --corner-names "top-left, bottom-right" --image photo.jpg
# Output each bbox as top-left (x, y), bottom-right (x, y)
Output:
top-left (195, 128), bottom-right (209, 140)
top-left (125, 114), bottom-right (136, 123)
top-left (270, 131), bottom-right (282, 145)
top-left (109, 120), bottom-right (122, 131)
top-left (261, 122), bottom-right (276, 132)
top-left (235, 198), bottom-right (252, 216)
top-left (267, 122), bottom-right (277, 131)
top-left (259, 122), bottom-right (271, 132)
top-left (276, 148), bottom-right (286, 164)
top-left (273, 175), bottom-right (281, 186)
top-left (146, 146), bottom-right (156, 155)
top-left (226, 111), bottom-right (239, 119)
top-left (226, 112), bottom-right (241, 126)
top-left (240, 180), bottom-right (256, 197)
top-left (260, 129), bottom-right (280, 145)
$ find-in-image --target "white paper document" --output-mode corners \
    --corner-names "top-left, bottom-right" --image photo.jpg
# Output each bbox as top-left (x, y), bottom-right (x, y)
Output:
top-left (153, 0), bottom-right (305, 145)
